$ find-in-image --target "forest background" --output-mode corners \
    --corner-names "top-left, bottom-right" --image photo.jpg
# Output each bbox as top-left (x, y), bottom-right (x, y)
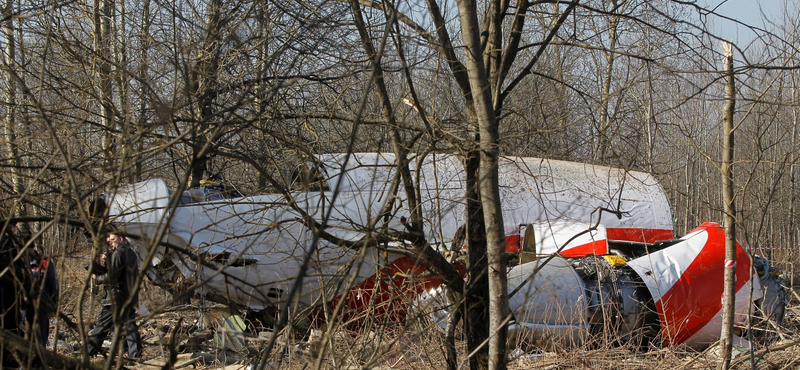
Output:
top-left (1, 0), bottom-right (799, 369)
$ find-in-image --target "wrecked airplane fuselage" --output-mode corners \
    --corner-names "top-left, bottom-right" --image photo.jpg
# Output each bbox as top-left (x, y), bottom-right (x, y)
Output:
top-left (104, 153), bottom-right (781, 349)
top-left (419, 222), bottom-right (771, 349)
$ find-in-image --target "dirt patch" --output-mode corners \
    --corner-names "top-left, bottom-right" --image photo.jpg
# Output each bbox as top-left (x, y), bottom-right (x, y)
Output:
top-left (42, 255), bottom-right (800, 369)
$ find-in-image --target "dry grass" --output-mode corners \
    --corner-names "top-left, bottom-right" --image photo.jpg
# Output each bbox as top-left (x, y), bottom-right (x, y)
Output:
top-left (49, 256), bottom-right (800, 369)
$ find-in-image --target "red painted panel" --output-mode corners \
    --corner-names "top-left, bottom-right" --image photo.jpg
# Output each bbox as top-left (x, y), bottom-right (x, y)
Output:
top-left (506, 228), bottom-right (674, 257)
top-left (505, 234), bottom-right (521, 253)
top-left (558, 239), bottom-right (609, 258)
top-left (655, 222), bottom-right (752, 346)
top-left (310, 255), bottom-right (452, 329)
top-left (606, 228), bottom-right (675, 243)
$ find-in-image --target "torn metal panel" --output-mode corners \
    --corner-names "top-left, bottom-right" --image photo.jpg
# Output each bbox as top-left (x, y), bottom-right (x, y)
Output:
top-left (499, 222), bottom-right (767, 349)
top-left (626, 222), bottom-right (762, 348)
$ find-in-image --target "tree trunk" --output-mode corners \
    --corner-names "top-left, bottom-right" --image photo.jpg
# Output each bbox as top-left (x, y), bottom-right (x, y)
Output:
top-left (190, 0), bottom-right (222, 187)
top-left (133, 0), bottom-right (151, 181)
top-left (2, 0), bottom-right (29, 236)
top-left (454, 0), bottom-right (508, 368)
top-left (94, 0), bottom-right (115, 171)
top-left (465, 151), bottom-right (489, 370)
top-left (789, 76), bottom-right (797, 270)
top-left (597, 0), bottom-right (620, 163)
top-left (718, 41), bottom-right (737, 370)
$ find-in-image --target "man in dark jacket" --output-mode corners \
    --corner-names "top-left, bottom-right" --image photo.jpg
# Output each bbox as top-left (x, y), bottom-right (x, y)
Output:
top-left (87, 232), bottom-right (142, 358)
top-left (26, 246), bottom-right (59, 346)
top-left (1, 232), bottom-right (23, 368)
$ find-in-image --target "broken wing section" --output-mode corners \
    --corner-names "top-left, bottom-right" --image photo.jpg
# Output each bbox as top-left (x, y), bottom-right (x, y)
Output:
top-left (626, 222), bottom-right (762, 348)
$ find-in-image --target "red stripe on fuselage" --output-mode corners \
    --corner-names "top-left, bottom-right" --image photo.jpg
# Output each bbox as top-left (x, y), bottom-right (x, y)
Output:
top-left (656, 223), bottom-right (751, 346)
top-left (558, 240), bottom-right (609, 257)
top-left (319, 227), bottom-right (675, 327)
top-left (606, 228), bottom-right (675, 243)
top-left (311, 256), bottom-right (452, 328)
top-left (505, 228), bottom-right (672, 257)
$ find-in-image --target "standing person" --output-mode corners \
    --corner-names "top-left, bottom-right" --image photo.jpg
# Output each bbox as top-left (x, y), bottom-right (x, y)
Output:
top-left (1, 232), bottom-right (23, 369)
top-left (26, 246), bottom-right (59, 346)
top-left (87, 232), bottom-right (142, 359)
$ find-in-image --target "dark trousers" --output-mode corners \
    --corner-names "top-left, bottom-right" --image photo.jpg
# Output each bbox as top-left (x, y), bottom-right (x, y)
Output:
top-left (1, 287), bottom-right (20, 368)
top-left (25, 308), bottom-right (50, 345)
top-left (88, 305), bottom-right (142, 358)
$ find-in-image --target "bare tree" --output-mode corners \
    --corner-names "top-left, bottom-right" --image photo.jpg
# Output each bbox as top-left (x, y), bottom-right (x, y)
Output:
top-left (4, 0), bottom-right (800, 368)
top-left (94, 0), bottom-right (116, 171)
top-left (1, 0), bottom-right (30, 237)
top-left (718, 40), bottom-right (737, 370)
top-left (451, 0), bottom-right (509, 366)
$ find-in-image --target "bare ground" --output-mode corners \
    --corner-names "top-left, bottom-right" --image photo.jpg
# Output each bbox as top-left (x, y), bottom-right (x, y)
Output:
top-left (50, 257), bottom-right (800, 369)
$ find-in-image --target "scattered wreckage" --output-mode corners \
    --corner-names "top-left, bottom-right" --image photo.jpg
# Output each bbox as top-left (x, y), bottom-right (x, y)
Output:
top-left (102, 153), bottom-right (786, 350)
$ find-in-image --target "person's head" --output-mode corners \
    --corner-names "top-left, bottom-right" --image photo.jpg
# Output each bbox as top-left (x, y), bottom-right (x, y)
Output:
top-left (106, 232), bottom-right (127, 251)
top-left (26, 246), bottom-right (40, 259)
